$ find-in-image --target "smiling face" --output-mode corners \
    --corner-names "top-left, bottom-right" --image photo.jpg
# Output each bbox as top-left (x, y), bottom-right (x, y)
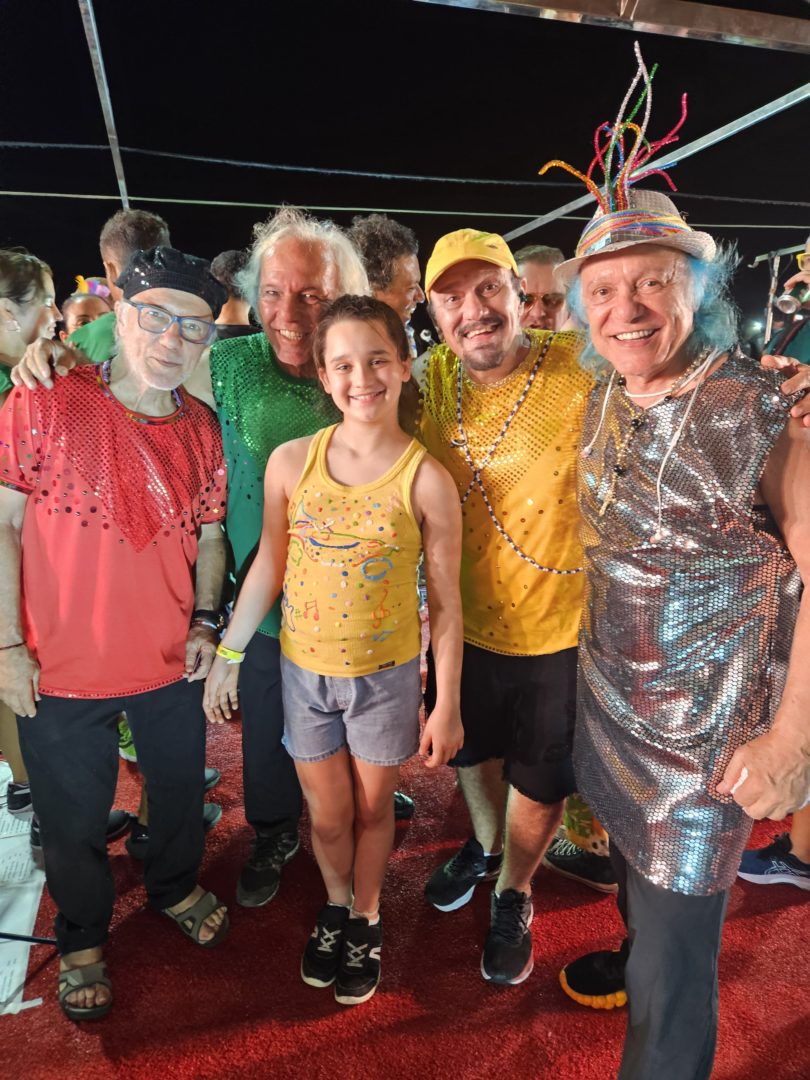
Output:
top-left (257, 236), bottom-right (339, 374)
top-left (116, 287), bottom-right (213, 391)
top-left (12, 274), bottom-right (61, 345)
top-left (318, 317), bottom-right (411, 423)
top-left (374, 253), bottom-right (425, 325)
top-left (579, 245), bottom-right (696, 384)
top-left (429, 260), bottom-right (523, 376)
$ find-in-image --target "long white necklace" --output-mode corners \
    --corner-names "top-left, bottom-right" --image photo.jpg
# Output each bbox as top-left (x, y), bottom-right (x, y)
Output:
top-left (453, 332), bottom-right (583, 577)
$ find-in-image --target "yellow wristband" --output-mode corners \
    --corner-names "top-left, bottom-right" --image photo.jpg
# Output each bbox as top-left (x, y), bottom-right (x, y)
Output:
top-left (216, 643), bottom-right (245, 664)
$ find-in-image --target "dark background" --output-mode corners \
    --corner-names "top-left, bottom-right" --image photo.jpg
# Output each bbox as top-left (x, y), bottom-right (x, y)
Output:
top-left (1, 0), bottom-right (808, 334)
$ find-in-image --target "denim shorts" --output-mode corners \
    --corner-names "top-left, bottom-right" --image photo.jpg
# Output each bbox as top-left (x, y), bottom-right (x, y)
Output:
top-left (280, 654), bottom-right (422, 766)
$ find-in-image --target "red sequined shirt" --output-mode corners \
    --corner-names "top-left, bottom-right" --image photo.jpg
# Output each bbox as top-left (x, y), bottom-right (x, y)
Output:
top-left (0, 365), bottom-right (227, 698)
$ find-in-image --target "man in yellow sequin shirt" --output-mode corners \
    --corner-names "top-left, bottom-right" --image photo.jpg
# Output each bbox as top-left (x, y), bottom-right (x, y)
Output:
top-left (417, 229), bottom-right (601, 986)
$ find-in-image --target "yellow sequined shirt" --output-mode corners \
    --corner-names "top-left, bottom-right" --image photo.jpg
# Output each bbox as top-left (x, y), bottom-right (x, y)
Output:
top-left (420, 329), bottom-right (592, 656)
top-left (280, 425), bottom-right (426, 676)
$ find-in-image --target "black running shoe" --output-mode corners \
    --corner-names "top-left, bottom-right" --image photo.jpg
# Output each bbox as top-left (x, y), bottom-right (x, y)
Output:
top-left (560, 945), bottom-right (628, 1010)
top-left (301, 903), bottom-right (350, 988)
top-left (393, 791), bottom-right (415, 821)
top-left (542, 837), bottom-right (618, 894)
top-left (6, 781), bottom-right (32, 815)
top-left (481, 889), bottom-right (534, 985)
top-left (334, 916), bottom-right (382, 1005)
top-left (236, 824), bottom-right (300, 907)
top-left (424, 837), bottom-right (503, 912)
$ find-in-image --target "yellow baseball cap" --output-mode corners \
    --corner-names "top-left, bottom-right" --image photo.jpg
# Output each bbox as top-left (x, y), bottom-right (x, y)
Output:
top-left (425, 229), bottom-right (519, 296)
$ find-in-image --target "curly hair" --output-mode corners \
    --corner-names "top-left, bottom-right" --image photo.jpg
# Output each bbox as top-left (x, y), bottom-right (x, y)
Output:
top-left (236, 206), bottom-right (369, 319)
top-left (348, 214), bottom-right (419, 294)
top-left (210, 249), bottom-right (249, 299)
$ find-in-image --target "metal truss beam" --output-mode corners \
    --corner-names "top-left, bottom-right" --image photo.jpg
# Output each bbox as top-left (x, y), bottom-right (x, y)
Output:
top-left (414, 0), bottom-right (810, 54)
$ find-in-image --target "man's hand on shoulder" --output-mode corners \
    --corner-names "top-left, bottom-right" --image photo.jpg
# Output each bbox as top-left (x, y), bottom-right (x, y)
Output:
top-left (11, 338), bottom-right (88, 392)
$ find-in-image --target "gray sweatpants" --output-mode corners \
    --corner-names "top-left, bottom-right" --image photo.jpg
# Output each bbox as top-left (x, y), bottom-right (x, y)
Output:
top-left (611, 843), bottom-right (730, 1080)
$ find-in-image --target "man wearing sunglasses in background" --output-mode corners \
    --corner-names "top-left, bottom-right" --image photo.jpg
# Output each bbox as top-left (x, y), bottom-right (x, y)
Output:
top-left (0, 247), bottom-right (230, 1020)
top-left (514, 245), bottom-right (568, 333)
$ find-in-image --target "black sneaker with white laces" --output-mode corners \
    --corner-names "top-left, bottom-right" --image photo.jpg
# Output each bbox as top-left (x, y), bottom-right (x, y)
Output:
top-left (481, 888), bottom-right (534, 985)
top-left (334, 916), bottom-right (382, 1005)
top-left (424, 837), bottom-right (503, 912)
top-left (301, 903), bottom-right (350, 988)
top-left (236, 824), bottom-right (300, 907)
top-left (6, 781), bottom-right (32, 815)
top-left (542, 836), bottom-right (618, 894)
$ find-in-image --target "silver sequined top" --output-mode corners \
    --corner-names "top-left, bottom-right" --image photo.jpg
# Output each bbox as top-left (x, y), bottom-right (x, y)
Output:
top-left (576, 352), bottom-right (800, 895)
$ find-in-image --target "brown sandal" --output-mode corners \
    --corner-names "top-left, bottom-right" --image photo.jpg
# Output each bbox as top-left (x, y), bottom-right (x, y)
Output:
top-left (163, 890), bottom-right (229, 948)
top-left (58, 961), bottom-right (113, 1021)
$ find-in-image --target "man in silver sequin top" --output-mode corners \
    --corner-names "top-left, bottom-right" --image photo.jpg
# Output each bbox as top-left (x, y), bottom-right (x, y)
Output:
top-left (558, 189), bottom-right (810, 1080)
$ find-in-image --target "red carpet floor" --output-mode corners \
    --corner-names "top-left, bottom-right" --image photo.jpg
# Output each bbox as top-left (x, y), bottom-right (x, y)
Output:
top-left (4, 718), bottom-right (809, 1080)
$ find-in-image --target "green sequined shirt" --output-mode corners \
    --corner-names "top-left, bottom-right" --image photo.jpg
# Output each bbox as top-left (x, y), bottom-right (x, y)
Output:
top-left (209, 333), bottom-right (338, 637)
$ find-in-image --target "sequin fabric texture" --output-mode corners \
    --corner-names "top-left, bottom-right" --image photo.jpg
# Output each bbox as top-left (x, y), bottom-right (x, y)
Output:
top-left (576, 352), bottom-right (800, 895)
top-left (280, 426), bottom-right (425, 676)
top-left (420, 329), bottom-right (592, 656)
top-left (0, 365), bottom-right (226, 697)
top-left (210, 333), bottom-right (338, 636)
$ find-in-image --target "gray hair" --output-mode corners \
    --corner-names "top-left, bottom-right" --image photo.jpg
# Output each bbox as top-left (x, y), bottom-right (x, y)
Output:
top-left (236, 206), bottom-right (369, 317)
top-left (513, 244), bottom-right (565, 269)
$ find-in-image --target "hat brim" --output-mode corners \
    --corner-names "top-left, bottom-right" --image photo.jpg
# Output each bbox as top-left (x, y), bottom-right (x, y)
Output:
top-left (426, 253), bottom-right (518, 296)
top-left (555, 232), bottom-right (716, 290)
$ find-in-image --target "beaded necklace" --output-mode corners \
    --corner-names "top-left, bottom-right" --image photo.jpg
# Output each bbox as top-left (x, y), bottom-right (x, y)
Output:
top-left (453, 332), bottom-right (582, 577)
top-left (593, 349), bottom-right (715, 518)
top-left (99, 359), bottom-right (184, 423)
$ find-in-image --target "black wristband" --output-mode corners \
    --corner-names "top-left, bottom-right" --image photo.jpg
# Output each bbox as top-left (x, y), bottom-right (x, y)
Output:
top-left (191, 608), bottom-right (225, 632)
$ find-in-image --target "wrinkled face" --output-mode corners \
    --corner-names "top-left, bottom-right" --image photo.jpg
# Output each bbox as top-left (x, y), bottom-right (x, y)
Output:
top-left (375, 254), bottom-right (425, 325)
top-left (62, 295), bottom-right (111, 338)
top-left (579, 245), bottom-right (696, 382)
top-left (429, 261), bottom-right (522, 374)
top-left (116, 287), bottom-right (213, 391)
top-left (318, 317), bottom-right (411, 423)
top-left (257, 236), bottom-right (339, 371)
top-left (518, 261), bottom-right (567, 331)
top-left (12, 274), bottom-right (61, 344)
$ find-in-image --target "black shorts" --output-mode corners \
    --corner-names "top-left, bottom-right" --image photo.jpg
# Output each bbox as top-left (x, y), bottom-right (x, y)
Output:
top-left (425, 641), bottom-right (577, 805)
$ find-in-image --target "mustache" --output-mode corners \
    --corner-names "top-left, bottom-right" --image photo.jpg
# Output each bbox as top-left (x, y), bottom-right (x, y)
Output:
top-left (459, 316), bottom-right (503, 337)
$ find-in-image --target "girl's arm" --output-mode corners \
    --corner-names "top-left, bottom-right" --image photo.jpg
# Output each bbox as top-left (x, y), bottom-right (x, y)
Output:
top-left (204, 439), bottom-right (307, 721)
top-left (412, 455), bottom-right (464, 768)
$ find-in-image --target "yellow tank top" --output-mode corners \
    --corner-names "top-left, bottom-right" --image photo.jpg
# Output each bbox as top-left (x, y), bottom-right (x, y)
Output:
top-left (280, 424), bottom-right (426, 676)
top-left (420, 329), bottom-right (593, 657)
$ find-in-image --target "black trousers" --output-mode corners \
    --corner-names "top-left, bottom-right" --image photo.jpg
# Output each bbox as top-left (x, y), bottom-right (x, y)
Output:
top-left (611, 842), bottom-right (729, 1080)
top-left (17, 679), bottom-right (206, 955)
top-left (239, 633), bottom-right (302, 833)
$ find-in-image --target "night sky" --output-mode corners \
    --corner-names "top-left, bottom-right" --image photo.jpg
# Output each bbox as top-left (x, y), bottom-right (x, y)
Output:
top-left (1, 0), bottom-right (808, 332)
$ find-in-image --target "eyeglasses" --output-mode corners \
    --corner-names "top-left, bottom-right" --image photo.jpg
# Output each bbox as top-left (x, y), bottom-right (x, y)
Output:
top-left (522, 292), bottom-right (565, 310)
top-left (125, 300), bottom-right (215, 344)
top-left (796, 253), bottom-right (810, 272)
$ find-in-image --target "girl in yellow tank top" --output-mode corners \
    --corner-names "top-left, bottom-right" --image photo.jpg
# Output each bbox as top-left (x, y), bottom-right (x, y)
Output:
top-left (205, 296), bottom-right (463, 1005)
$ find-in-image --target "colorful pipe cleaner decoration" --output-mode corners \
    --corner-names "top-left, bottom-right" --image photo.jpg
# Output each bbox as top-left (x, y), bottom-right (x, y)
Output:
top-left (538, 41), bottom-right (688, 213)
top-left (75, 274), bottom-right (111, 299)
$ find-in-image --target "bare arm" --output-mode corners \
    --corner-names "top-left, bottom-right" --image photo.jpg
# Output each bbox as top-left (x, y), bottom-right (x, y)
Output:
top-left (184, 521), bottom-right (227, 682)
top-left (0, 485), bottom-right (40, 716)
top-left (412, 455), bottom-right (464, 768)
top-left (203, 439), bottom-right (308, 721)
top-left (717, 421), bottom-right (810, 817)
